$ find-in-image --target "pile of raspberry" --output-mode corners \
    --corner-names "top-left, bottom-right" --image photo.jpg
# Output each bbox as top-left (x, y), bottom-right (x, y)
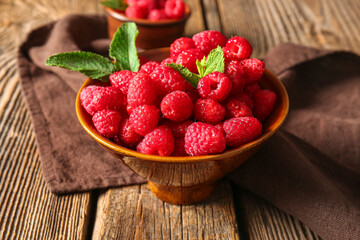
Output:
top-left (123, 0), bottom-right (186, 21)
top-left (80, 30), bottom-right (277, 156)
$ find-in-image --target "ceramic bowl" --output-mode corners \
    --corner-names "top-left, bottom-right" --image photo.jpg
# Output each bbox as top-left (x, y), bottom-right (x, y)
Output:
top-left (105, 4), bottom-right (191, 49)
top-left (76, 48), bottom-right (289, 205)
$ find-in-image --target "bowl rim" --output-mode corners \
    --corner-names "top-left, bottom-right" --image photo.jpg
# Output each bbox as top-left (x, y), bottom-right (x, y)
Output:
top-left (105, 3), bottom-right (191, 26)
top-left (76, 49), bottom-right (289, 163)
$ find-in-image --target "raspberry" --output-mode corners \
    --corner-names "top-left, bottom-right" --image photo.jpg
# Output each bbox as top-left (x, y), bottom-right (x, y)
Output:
top-left (176, 49), bottom-right (205, 74)
top-left (184, 122), bottom-right (226, 156)
top-left (165, 119), bottom-right (193, 138)
top-left (129, 105), bottom-right (160, 136)
top-left (223, 117), bottom-right (262, 147)
top-left (137, 125), bottom-right (174, 156)
top-left (127, 73), bottom-right (157, 113)
top-left (125, 5), bottom-right (148, 19)
top-left (149, 65), bottom-right (187, 96)
top-left (170, 37), bottom-right (196, 58)
top-left (185, 87), bottom-right (200, 104)
top-left (253, 89), bottom-right (277, 121)
top-left (139, 56), bottom-right (148, 66)
top-left (223, 36), bottom-right (252, 62)
top-left (160, 91), bottom-right (193, 122)
top-left (114, 117), bottom-right (143, 148)
top-left (194, 98), bottom-right (225, 124)
top-left (197, 72), bottom-right (232, 101)
top-left (244, 83), bottom-right (261, 96)
top-left (161, 57), bottom-right (175, 66)
top-left (225, 99), bottom-right (253, 119)
top-left (139, 61), bottom-right (160, 74)
top-left (229, 92), bottom-right (254, 110)
top-left (172, 138), bottom-right (187, 156)
top-left (148, 9), bottom-right (167, 21)
top-left (92, 110), bottom-right (122, 138)
top-left (164, 0), bottom-right (185, 19)
top-left (225, 60), bottom-right (246, 94)
top-left (109, 70), bottom-right (137, 96)
top-left (80, 86), bottom-right (125, 116)
top-left (192, 30), bottom-right (227, 55)
top-left (241, 58), bottom-right (265, 84)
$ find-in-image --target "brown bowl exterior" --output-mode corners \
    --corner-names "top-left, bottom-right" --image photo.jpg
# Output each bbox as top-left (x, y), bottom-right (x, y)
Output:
top-left (76, 48), bottom-right (289, 204)
top-left (105, 4), bottom-right (191, 49)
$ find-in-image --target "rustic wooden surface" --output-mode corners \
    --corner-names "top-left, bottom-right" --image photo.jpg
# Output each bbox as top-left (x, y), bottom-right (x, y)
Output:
top-left (0, 0), bottom-right (359, 239)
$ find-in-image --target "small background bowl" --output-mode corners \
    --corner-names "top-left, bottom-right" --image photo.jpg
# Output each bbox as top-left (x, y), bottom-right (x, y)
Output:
top-left (76, 48), bottom-right (289, 205)
top-left (105, 4), bottom-right (191, 49)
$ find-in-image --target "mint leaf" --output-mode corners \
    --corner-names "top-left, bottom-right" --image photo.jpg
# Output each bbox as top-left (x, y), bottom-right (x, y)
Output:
top-left (45, 52), bottom-right (115, 81)
top-left (109, 22), bottom-right (140, 72)
top-left (101, 0), bottom-right (127, 10)
top-left (203, 46), bottom-right (225, 76)
top-left (196, 57), bottom-right (206, 77)
top-left (167, 63), bottom-right (201, 88)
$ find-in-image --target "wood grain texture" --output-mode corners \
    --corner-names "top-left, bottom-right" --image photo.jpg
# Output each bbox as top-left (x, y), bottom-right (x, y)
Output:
top-left (92, 181), bottom-right (240, 240)
top-left (0, 0), bottom-right (102, 239)
top-left (235, 188), bottom-right (322, 240)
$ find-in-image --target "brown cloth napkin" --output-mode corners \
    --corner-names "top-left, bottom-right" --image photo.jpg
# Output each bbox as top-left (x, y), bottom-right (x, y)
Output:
top-left (17, 14), bottom-right (359, 240)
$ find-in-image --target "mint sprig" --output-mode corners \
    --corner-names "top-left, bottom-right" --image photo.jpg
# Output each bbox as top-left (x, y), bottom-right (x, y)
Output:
top-left (45, 52), bottom-right (115, 82)
top-left (101, 0), bottom-right (127, 10)
top-left (45, 22), bottom-right (139, 81)
top-left (168, 46), bottom-right (225, 88)
top-left (110, 22), bottom-right (140, 72)
top-left (167, 63), bottom-right (201, 88)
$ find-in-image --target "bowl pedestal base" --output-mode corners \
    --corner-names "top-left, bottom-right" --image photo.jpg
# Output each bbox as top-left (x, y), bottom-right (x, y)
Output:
top-left (148, 181), bottom-right (216, 205)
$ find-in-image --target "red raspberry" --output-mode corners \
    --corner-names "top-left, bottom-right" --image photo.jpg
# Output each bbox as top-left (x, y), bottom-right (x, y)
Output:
top-left (149, 65), bottom-right (187, 96)
top-left (197, 72), bottom-right (232, 101)
top-left (223, 36), bottom-right (252, 62)
top-left (253, 89), bottom-right (277, 121)
top-left (134, 0), bottom-right (157, 10)
top-left (92, 109), bottom-right (122, 138)
top-left (127, 73), bottom-right (157, 113)
top-left (223, 117), bottom-right (262, 147)
top-left (129, 105), bottom-right (160, 136)
top-left (225, 99), bottom-right (253, 119)
top-left (109, 70), bottom-right (137, 96)
top-left (139, 61), bottom-right (160, 74)
top-left (244, 83), bottom-right (261, 96)
top-left (194, 98), bottom-right (225, 124)
top-left (184, 122), bottom-right (226, 156)
top-left (114, 117), bottom-right (143, 148)
top-left (176, 49), bottom-right (205, 74)
top-left (161, 57), bottom-right (175, 66)
top-left (172, 138), bottom-right (187, 156)
top-left (148, 9), bottom-right (167, 21)
top-left (80, 86), bottom-right (125, 116)
top-left (137, 125), bottom-right (174, 156)
top-left (229, 92), bottom-right (254, 110)
top-left (225, 60), bottom-right (247, 94)
top-left (165, 119), bottom-right (193, 138)
top-left (241, 58), bottom-right (265, 84)
top-left (125, 5), bottom-right (148, 19)
top-left (192, 30), bottom-right (227, 55)
top-left (164, 0), bottom-right (185, 19)
top-left (160, 91), bottom-right (193, 122)
top-left (170, 37), bottom-right (196, 58)
top-left (185, 87), bottom-right (200, 104)
top-left (139, 56), bottom-right (149, 66)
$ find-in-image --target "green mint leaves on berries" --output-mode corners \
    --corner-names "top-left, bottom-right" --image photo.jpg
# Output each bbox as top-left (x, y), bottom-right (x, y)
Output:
top-left (45, 22), bottom-right (139, 82)
top-left (168, 46), bottom-right (225, 88)
top-left (101, 0), bottom-right (127, 11)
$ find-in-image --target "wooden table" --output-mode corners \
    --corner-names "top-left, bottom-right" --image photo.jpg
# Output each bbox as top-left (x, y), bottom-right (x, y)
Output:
top-left (1, 0), bottom-right (359, 239)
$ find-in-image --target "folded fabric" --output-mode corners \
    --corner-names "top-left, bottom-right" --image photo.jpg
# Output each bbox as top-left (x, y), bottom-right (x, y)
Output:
top-left (17, 14), bottom-right (359, 240)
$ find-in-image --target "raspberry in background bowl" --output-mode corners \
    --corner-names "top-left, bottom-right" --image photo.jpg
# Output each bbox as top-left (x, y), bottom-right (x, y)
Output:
top-left (75, 48), bottom-right (289, 205)
top-left (105, 2), bottom-right (191, 49)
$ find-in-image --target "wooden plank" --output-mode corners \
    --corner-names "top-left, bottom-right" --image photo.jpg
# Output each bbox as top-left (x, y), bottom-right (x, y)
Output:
top-left (92, 181), bottom-right (240, 240)
top-left (183, 0), bottom-right (206, 36)
top-left (234, 188), bottom-right (321, 240)
top-left (0, 0), bottom-right (102, 239)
